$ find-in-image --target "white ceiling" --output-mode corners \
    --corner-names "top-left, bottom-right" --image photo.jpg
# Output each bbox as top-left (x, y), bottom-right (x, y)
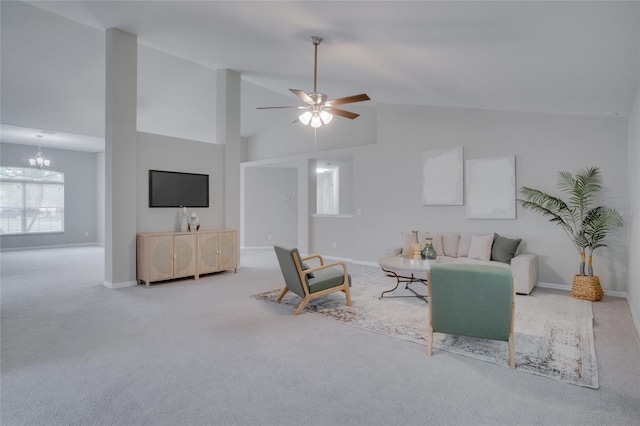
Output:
top-left (1, 1), bottom-right (639, 153)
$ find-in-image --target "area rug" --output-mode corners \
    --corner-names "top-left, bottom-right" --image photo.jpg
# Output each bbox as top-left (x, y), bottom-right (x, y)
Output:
top-left (252, 266), bottom-right (599, 388)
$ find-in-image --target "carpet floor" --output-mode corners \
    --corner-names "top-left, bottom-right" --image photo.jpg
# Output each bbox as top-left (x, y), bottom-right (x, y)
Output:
top-left (253, 266), bottom-right (598, 388)
top-left (2, 247), bottom-right (640, 425)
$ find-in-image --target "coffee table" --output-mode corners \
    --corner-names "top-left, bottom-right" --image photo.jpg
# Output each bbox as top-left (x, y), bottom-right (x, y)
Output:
top-left (378, 255), bottom-right (435, 300)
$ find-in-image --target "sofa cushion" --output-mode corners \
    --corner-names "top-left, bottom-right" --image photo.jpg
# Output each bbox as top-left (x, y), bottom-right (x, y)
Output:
top-left (457, 232), bottom-right (473, 257)
top-left (439, 256), bottom-right (511, 270)
top-left (442, 233), bottom-right (461, 257)
top-left (467, 234), bottom-right (494, 261)
top-left (491, 233), bottom-right (522, 264)
top-left (307, 268), bottom-right (351, 293)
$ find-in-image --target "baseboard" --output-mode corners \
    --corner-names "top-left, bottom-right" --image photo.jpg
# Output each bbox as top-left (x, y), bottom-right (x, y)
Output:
top-left (316, 254), bottom-right (354, 263)
top-left (536, 281), bottom-right (572, 292)
top-left (103, 280), bottom-right (137, 289)
top-left (627, 296), bottom-right (640, 339)
top-left (350, 259), bottom-right (380, 267)
top-left (241, 246), bottom-right (273, 250)
top-left (0, 242), bottom-right (99, 252)
top-left (604, 289), bottom-right (628, 298)
top-left (536, 281), bottom-right (627, 298)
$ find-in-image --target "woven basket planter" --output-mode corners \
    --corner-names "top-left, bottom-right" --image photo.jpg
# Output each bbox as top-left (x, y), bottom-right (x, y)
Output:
top-left (571, 275), bottom-right (603, 301)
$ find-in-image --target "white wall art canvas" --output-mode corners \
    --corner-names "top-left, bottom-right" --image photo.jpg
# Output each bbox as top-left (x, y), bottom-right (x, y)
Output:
top-left (465, 156), bottom-right (516, 219)
top-left (421, 147), bottom-right (463, 205)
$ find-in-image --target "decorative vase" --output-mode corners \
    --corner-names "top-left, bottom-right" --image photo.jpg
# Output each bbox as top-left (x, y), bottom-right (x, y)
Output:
top-left (180, 207), bottom-right (188, 232)
top-left (188, 212), bottom-right (200, 232)
top-left (408, 230), bottom-right (421, 259)
top-left (421, 238), bottom-right (437, 260)
top-left (571, 275), bottom-right (603, 301)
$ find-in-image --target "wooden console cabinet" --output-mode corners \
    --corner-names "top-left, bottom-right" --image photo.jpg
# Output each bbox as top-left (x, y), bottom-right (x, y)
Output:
top-left (197, 229), bottom-right (237, 275)
top-left (136, 229), bottom-right (237, 287)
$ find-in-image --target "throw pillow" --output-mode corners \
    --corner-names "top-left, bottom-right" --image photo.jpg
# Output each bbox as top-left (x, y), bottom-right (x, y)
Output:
top-left (457, 233), bottom-right (473, 257)
top-left (302, 262), bottom-right (315, 278)
top-left (420, 232), bottom-right (444, 257)
top-left (467, 234), bottom-right (494, 261)
top-left (442, 233), bottom-right (461, 257)
top-left (491, 233), bottom-right (522, 264)
top-left (501, 234), bottom-right (524, 256)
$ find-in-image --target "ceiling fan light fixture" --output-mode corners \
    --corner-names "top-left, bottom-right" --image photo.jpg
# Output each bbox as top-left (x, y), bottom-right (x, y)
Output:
top-left (310, 113), bottom-right (323, 128)
top-left (319, 110), bottom-right (333, 125)
top-left (299, 110), bottom-right (313, 125)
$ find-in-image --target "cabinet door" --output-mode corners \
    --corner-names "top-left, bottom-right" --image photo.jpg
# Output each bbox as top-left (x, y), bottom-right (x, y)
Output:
top-left (149, 235), bottom-right (174, 282)
top-left (173, 234), bottom-right (196, 278)
top-left (198, 232), bottom-right (220, 274)
top-left (218, 230), bottom-right (237, 272)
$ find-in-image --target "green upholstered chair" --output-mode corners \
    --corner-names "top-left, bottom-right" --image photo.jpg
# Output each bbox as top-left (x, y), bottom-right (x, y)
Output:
top-left (273, 245), bottom-right (352, 315)
top-left (427, 264), bottom-right (516, 369)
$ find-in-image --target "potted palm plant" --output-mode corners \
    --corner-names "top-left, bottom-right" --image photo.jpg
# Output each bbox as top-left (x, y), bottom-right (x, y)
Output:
top-left (518, 166), bottom-right (623, 301)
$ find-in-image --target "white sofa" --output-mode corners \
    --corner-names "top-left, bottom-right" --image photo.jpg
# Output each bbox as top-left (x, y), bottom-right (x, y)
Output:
top-left (394, 232), bottom-right (538, 295)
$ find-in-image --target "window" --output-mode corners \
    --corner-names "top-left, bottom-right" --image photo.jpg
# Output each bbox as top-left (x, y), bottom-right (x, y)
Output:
top-left (0, 167), bottom-right (64, 235)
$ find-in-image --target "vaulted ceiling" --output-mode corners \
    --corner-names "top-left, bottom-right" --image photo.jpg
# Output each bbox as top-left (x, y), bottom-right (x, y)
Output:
top-left (1, 1), bottom-right (639, 152)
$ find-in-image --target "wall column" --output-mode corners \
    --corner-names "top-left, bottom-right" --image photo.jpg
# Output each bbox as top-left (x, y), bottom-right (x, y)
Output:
top-left (217, 69), bottom-right (241, 231)
top-left (293, 159), bottom-right (312, 253)
top-left (104, 28), bottom-right (137, 288)
top-left (627, 82), bottom-right (640, 336)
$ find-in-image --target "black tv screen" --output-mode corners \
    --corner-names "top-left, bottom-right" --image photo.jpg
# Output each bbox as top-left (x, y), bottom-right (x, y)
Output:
top-left (149, 170), bottom-right (209, 208)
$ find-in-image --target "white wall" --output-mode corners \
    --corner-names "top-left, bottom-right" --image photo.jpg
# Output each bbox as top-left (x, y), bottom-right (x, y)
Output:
top-left (369, 104), bottom-right (628, 291)
top-left (2, 133), bottom-right (229, 262)
top-left (247, 105), bottom-right (377, 161)
top-left (137, 46), bottom-right (217, 144)
top-left (243, 167), bottom-right (298, 248)
top-left (338, 163), bottom-right (353, 214)
top-left (627, 83), bottom-right (640, 333)
top-left (246, 103), bottom-right (629, 291)
top-left (136, 132), bottom-right (225, 233)
top-left (1, 1), bottom-right (105, 138)
top-left (0, 142), bottom-right (97, 249)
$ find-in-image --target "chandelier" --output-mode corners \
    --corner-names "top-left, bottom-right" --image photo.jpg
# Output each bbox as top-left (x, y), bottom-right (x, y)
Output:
top-left (29, 135), bottom-right (50, 169)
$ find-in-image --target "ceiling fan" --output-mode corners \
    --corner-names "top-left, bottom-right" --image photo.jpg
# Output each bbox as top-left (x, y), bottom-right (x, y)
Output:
top-left (257, 36), bottom-right (370, 128)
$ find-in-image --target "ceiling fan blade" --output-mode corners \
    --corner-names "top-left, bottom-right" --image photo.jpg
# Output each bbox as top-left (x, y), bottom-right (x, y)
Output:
top-left (256, 106), bottom-right (307, 110)
top-left (290, 89), bottom-right (315, 105)
top-left (325, 93), bottom-right (370, 107)
top-left (326, 107), bottom-right (360, 120)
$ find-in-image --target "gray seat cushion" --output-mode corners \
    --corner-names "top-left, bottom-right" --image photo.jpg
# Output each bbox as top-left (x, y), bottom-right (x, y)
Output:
top-left (307, 267), bottom-right (351, 293)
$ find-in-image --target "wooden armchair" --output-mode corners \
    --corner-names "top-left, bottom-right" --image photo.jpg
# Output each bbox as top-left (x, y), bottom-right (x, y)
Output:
top-left (427, 264), bottom-right (516, 369)
top-left (273, 245), bottom-right (352, 315)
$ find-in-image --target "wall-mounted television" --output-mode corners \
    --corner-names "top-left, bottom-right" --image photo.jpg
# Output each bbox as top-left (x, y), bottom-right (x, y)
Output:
top-left (149, 170), bottom-right (209, 208)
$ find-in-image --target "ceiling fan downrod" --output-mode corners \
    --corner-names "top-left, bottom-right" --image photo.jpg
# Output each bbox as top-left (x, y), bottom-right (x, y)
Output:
top-left (311, 36), bottom-right (322, 94)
